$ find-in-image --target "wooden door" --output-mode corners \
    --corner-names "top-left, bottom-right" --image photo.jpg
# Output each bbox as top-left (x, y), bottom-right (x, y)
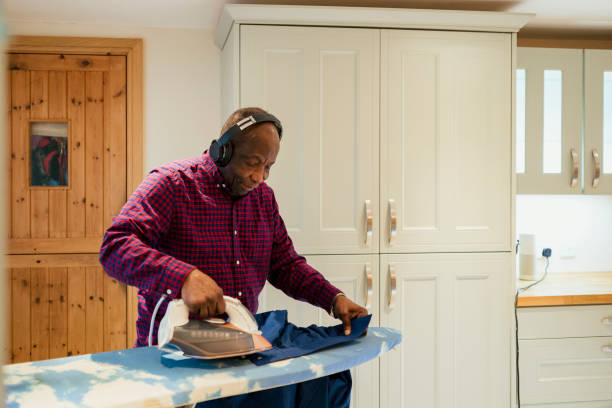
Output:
top-left (258, 254), bottom-right (380, 408)
top-left (5, 53), bottom-right (128, 363)
top-left (516, 47), bottom-right (583, 194)
top-left (240, 25), bottom-right (380, 255)
top-left (379, 253), bottom-right (512, 408)
top-left (585, 49), bottom-right (612, 194)
top-left (380, 30), bottom-right (512, 253)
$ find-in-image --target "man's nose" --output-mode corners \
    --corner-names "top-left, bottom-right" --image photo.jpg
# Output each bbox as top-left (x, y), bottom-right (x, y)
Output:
top-left (250, 166), bottom-right (265, 184)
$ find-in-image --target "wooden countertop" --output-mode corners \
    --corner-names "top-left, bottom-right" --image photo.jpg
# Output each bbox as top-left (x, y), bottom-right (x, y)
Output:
top-left (517, 271), bottom-right (612, 307)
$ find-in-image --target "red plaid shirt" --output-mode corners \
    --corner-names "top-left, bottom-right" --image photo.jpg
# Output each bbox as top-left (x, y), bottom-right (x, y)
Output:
top-left (100, 152), bottom-right (341, 346)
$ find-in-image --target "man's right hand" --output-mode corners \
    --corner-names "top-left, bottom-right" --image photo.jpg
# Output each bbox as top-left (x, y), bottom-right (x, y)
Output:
top-left (180, 269), bottom-right (226, 318)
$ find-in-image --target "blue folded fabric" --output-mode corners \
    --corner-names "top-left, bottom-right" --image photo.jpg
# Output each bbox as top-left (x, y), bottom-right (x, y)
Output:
top-left (249, 311), bottom-right (372, 366)
top-left (195, 311), bottom-right (371, 408)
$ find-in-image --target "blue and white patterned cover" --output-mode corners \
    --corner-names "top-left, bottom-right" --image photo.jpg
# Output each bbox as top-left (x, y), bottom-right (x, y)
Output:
top-left (4, 327), bottom-right (401, 408)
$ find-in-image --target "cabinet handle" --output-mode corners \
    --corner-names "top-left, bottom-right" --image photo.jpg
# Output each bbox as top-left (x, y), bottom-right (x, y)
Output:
top-left (570, 148), bottom-right (579, 188)
top-left (364, 264), bottom-right (373, 310)
top-left (364, 200), bottom-right (373, 246)
top-left (602, 317), bottom-right (612, 325)
top-left (592, 149), bottom-right (601, 189)
top-left (388, 199), bottom-right (397, 245)
top-left (602, 345), bottom-right (612, 353)
top-left (388, 264), bottom-right (397, 309)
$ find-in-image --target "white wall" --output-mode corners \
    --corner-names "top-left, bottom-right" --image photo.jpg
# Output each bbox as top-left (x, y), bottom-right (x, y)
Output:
top-left (516, 195), bottom-right (612, 274)
top-left (7, 20), bottom-right (222, 173)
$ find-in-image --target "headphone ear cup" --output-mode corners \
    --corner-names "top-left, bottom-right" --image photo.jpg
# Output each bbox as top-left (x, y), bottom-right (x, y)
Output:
top-left (210, 140), bottom-right (221, 163)
top-left (218, 141), bottom-right (233, 167)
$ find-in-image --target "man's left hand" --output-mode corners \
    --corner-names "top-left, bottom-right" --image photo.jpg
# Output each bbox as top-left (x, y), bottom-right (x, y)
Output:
top-left (333, 295), bottom-right (368, 336)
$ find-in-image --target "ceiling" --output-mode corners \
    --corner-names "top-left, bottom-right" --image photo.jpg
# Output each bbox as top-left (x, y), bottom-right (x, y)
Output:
top-left (5, 0), bottom-right (612, 38)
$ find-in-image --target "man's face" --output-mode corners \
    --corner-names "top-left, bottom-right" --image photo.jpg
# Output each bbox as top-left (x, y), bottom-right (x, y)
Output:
top-left (219, 122), bottom-right (281, 197)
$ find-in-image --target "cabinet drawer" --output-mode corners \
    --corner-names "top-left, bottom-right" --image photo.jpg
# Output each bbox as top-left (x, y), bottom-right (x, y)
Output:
top-left (518, 305), bottom-right (612, 339)
top-left (519, 337), bottom-right (612, 404)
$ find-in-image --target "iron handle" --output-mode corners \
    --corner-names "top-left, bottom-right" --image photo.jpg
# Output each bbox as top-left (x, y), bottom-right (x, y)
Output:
top-left (364, 264), bottom-right (373, 310)
top-left (388, 199), bottom-right (397, 245)
top-left (570, 148), bottom-right (579, 188)
top-left (593, 149), bottom-right (601, 189)
top-left (364, 200), bottom-right (373, 246)
top-left (388, 264), bottom-right (397, 309)
top-left (602, 345), bottom-right (612, 353)
top-left (602, 317), bottom-right (612, 325)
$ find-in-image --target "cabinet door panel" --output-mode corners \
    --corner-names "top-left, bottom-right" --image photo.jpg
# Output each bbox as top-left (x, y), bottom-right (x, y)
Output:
top-left (381, 30), bottom-right (511, 252)
top-left (585, 49), bottom-right (612, 194)
top-left (241, 25), bottom-right (380, 255)
top-left (380, 253), bottom-right (512, 408)
top-left (517, 48), bottom-right (583, 194)
top-left (258, 254), bottom-right (379, 408)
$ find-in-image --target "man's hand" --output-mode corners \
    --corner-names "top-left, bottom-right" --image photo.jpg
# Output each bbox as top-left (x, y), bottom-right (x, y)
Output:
top-left (181, 269), bottom-right (225, 318)
top-left (333, 295), bottom-right (368, 336)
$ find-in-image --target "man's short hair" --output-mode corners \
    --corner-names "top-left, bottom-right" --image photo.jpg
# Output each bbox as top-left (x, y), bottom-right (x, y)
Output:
top-left (220, 107), bottom-right (282, 147)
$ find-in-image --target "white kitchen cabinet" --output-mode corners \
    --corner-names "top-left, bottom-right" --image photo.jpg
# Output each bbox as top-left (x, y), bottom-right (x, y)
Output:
top-left (258, 254), bottom-right (380, 408)
top-left (241, 25), bottom-right (380, 255)
top-left (216, 5), bottom-right (528, 408)
top-left (517, 305), bottom-right (612, 406)
top-left (379, 253), bottom-right (513, 408)
top-left (380, 29), bottom-right (512, 253)
top-left (585, 50), bottom-right (612, 194)
top-left (517, 47), bottom-right (612, 194)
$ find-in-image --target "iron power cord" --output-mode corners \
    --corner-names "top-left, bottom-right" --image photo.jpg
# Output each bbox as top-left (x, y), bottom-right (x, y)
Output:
top-left (514, 248), bottom-right (551, 408)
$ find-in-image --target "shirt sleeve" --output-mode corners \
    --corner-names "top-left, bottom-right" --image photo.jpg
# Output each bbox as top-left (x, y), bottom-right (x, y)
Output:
top-left (267, 191), bottom-right (342, 313)
top-left (99, 167), bottom-right (195, 299)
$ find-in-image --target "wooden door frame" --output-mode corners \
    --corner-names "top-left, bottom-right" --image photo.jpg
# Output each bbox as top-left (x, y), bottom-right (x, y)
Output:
top-left (7, 36), bottom-right (143, 346)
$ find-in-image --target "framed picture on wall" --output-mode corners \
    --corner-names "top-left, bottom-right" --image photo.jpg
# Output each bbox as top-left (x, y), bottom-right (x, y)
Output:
top-left (29, 121), bottom-right (69, 187)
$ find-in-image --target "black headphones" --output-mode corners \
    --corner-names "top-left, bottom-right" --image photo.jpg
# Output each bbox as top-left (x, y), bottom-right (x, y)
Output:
top-left (210, 113), bottom-right (283, 167)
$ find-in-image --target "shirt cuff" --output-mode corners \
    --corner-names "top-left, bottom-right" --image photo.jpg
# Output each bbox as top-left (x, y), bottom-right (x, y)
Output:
top-left (157, 257), bottom-right (196, 300)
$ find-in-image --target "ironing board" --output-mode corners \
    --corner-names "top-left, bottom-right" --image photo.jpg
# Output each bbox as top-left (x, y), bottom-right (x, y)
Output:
top-left (4, 327), bottom-right (401, 408)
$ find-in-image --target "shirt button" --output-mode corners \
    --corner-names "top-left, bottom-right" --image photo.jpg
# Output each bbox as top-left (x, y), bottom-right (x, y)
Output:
top-left (238, 291), bottom-right (242, 297)
top-left (236, 260), bottom-right (240, 265)
top-left (234, 230), bottom-right (238, 235)
top-left (222, 183), bottom-right (226, 188)
top-left (216, 184), bottom-right (220, 188)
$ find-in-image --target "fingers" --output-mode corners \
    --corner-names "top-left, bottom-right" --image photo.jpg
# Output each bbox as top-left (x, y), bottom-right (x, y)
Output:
top-left (341, 315), bottom-right (352, 336)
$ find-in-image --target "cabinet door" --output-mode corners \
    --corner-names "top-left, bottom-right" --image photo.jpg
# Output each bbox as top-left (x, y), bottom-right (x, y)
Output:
top-left (585, 49), bottom-right (612, 194)
top-left (517, 48), bottom-right (583, 194)
top-left (258, 254), bottom-right (380, 408)
top-left (379, 253), bottom-right (512, 408)
top-left (241, 25), bottom-right (380, 255)
top-left (380, 30), bottom-right (511, 253)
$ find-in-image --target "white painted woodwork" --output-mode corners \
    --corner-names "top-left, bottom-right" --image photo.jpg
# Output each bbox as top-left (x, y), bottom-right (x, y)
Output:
top-left (258, 254), bottom-right (380, 408)
top-left (517, 305), bottom-right (612, 339)
top-left (522, 402), bottom-right (612, 408)
top-left (380, 30), bottom-right (512, 253)
top-left (241, 25), bottom-right (380, 255)
top-left (519, 337), bottom-right (612, 405)
top-left (215, 5), bottom-right (532, 48)
top-left (220, 23), bottom-right (239, 127)
top-left (517, 48), bottom-right (583, 194)
top-left (585, 49), bottom-right (612, 194)
top-left (379, 253), bottom-right (512, 408)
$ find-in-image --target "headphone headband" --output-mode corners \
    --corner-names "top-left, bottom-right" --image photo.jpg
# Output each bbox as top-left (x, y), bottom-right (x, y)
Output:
top-left (210, 112), bottom-right (283, 167)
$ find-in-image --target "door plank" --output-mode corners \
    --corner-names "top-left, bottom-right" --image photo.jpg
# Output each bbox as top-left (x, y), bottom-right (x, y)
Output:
top-left (48, 71), bottom-right (68, 238)
top-left (67, 266), bottom-right (86, 356)
top-left (85, 266), bottom-right (104, 354)
top-left (11, 70), bottom-right (31, 239)
top-left (49, 266), bottom-right (68, 359)
top-left (11, 268), bottom-right (31, 363)
top-left (9, 54), bottom-right (112, 72)
top-left (4, 266), bottom-right (13, 362)
top-left (66, 71), bottom-right (85, 238)
top-left (106, 57), bottom-right (127, 229)
top-left (104, 274), bottom-right (127, 351)
top-left (85, 71), bottom-right (104, 237)
top-left (30, 70), bottom-right (50, 239)
top-left (30, 267), bottom-right (50, 361)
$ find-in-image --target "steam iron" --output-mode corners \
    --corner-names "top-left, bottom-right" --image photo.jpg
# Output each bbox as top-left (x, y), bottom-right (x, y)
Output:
top-left (157, 296), bottom-right (272, 359)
